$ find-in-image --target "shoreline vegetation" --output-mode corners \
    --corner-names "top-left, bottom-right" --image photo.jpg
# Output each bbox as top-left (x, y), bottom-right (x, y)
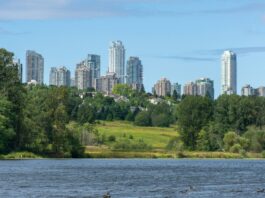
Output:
top-left (0, 150), bottom-right (263, 160)
top-left (1, 121), bottom-right (264, 160)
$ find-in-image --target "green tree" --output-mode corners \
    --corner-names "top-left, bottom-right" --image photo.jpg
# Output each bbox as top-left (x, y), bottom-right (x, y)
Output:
top-left (134, 111), bottom-right (151, 126)
top-left (177, 96), bottom-right (213, 150)
top-left (0, 97), bottom-right (15, 153)
top-left (77, 101), bottom-right (96, 124)
top-left (112, 84), bottom-right (133, 97)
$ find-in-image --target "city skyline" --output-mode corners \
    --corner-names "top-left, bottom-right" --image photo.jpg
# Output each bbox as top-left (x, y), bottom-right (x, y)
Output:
top-left (1, 0), bottom-right (265, 95)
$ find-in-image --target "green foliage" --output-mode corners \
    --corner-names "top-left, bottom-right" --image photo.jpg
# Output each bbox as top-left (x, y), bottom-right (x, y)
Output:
top-left (134, 111), bottom-right (151, 126)
top-left (77, 100), bottom-right (96, 124)
top-left (177, 96), bottom-right (213, 150)
top-left (112, 138), bottom-right (152, 151)
top-left (108, 135), bottom-right (116, 142)
top-left (151, 113), bottom-right (171, 127)
top-left (243, 128), bottom-right (265, 152)
top-left (166, 136), bottom-right (183, 151)
top-left (0, 97), bottom-right (15, 153)
top-left (262, 151), bottom-right (265, 158)
top-left (112, 84), bottom-right (133, 97)
top-left (230, 144), bottom-right (242, 153)
top-left (223, 131), bottom-right (249, 153)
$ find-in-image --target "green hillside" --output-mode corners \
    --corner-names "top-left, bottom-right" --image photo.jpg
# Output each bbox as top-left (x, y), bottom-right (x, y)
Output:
top-left (96, 121), bottom-right (179, 149)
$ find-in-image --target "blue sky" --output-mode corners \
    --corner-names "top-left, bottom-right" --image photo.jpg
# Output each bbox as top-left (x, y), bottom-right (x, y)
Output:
top-left (1, 0), bottom-right (265, 96)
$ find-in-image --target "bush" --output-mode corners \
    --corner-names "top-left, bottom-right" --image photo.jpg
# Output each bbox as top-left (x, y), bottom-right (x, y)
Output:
top-left (262, 151), bottom-right (265, 158)
top-left (134, 111), bottom-right (151, 126)
top-left (112, 139), bottom-right (152, 151)
top-left (166, 136), bottom-right (183, 151)
top-left (108, 135), bottom-right (116, 142)
top-left (151, 113), bottom-right (171, 127)
top-left (223, 132), bottom-right (238, 151)
top-left (230, 144), bottom-right (242, 153)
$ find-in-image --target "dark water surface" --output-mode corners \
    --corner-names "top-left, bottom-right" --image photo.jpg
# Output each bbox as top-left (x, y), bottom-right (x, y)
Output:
top-left (0, 159), bottom-right (265, 198)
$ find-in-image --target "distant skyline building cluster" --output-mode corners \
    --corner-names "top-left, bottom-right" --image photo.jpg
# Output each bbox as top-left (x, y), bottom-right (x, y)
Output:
top-left (241, 85), bottom-right (265, 97)
top-left (9, 46), bottom-right (262, 98)
top-left (47, 40), bottom-right (144, 94)
top-left (183, 78), bottom-right (214, 99)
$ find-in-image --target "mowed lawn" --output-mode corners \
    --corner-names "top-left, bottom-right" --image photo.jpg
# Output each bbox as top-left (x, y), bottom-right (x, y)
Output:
top-left (96, 121), bottom-right (179, 149)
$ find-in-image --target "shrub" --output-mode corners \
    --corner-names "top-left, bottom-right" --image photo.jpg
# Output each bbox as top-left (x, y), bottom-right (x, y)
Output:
top-left (134, 111), bottom-right (151, 126)
top-left (262, 151), bottom-right (265, 158)
top-left (112, 139), bottom-right (152, 151)
top-left (108, 135), bottom-right (116, 142)
top-left (151, 113), bottom-right (171, 127)
top-left (230, 144), bottom-right (242, 153)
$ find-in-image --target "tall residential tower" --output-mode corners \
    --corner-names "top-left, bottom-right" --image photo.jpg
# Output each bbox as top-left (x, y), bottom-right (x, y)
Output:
top-left (84, 54), bottom-right (100, 88)
top-left (126, 57), bottom-right (143, 91)
top-left (26, 50), bottom-right (44, 84)
top-left (108, 41), bottom-right (125, 83)
top-left (221, 50), bottom-right (237, 95)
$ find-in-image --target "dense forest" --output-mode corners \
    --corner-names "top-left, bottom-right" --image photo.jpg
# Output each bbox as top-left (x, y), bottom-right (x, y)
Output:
top-left (1, 48), bottom-right (265, 157)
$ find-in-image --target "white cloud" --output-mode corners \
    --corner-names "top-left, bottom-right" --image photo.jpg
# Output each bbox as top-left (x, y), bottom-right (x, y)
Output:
top-left (0, 0), bottom-right (264, 20)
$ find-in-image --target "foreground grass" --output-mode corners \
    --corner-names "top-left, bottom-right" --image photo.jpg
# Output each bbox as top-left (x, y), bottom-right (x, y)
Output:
top-left (0, 151), bottom-right (42, 160)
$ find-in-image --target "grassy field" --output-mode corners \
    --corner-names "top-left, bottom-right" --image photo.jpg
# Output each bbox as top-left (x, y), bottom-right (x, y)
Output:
top-left (84, 121), bottom-right (265, 159)
top-left (95, 121), bottom-right (179, 149)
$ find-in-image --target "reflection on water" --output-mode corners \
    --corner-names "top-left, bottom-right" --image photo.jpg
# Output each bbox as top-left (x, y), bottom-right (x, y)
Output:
top-left (0, 159), bottom-right (265, 198)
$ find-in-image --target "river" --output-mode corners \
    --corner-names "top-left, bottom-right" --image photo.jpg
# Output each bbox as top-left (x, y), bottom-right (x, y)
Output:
top-left (0, 159), bottom-right (265, 197)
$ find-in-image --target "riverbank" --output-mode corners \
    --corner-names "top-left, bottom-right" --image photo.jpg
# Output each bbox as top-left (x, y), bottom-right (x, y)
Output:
top-left (0, 152), bottom-right (42, 160)
top-left (0, 150), bottom-right (263, 159)
top-left (85, 146), bottom-right (263, 159)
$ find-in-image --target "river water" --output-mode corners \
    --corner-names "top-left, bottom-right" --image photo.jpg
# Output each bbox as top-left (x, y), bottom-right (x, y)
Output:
top-left (0, 159), bottom-right (265, 197)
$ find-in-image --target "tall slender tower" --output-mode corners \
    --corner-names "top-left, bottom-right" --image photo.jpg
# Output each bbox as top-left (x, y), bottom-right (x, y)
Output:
top-left (85, 54), bottom-right (100, 88)
top-left (221, 50), bottom-right (237, 95)
top-left (126, 56), bottom-right (143, 90)
top-left (26, 50), bottom-right (44, 84)
top-left (108, 41), bottom-right (125, 83)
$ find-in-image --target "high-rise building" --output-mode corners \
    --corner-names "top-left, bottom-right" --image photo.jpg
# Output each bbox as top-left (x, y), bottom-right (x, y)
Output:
top-left (171, 83), bottom-right (181, 96)
top-left (49, 66), bottom-right (71, 87)
top-left (221, 50), bottom-right (237, 95)
top-left (241, 84), bottom-right (255, 96)
top-left (57, 66), bottom-right (71, 87)
top-left (84, 54), bottom-right (100, 88)
top-left (126, 57), bottom-right (143, 91)
top-left (70, 78), bottom-right (75, 87)
top-left (95, 72), bottom-right (118, 94)
top-left (75, 63), bottom-right (91, 90)
top-left (13, 59), bottom-right (22, 82)
top-left (255, 86), bottom-right (265, 97)
top-left (183, 82), bottom-right (197, 96)
top-left (108, 41), bottom-right (125, 83)
top-left (153, 78), bottom-right (171, 97)
top-left (49, 67), bottom-right (58, 86)
top-left (26, 50), bottom-right (44, 84)
top-left (196, 78), bottom-right (214, 99)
